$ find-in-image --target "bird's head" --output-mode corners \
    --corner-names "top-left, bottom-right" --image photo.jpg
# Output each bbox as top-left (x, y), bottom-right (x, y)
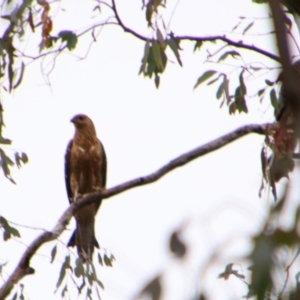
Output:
top-left (71, 114), bottom-right (96, 135)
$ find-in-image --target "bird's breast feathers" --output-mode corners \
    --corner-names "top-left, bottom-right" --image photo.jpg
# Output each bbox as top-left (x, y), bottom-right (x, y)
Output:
top-left (69, 141), bottom-right (105, 198)
top-left (72, 143), bottom-right (101, 158)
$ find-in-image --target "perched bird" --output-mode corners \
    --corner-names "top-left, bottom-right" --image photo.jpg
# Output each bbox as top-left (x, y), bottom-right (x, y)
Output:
top-left (65, 114), bottom-right (107, 261)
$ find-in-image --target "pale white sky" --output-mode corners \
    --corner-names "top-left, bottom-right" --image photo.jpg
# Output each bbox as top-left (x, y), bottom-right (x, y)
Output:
top-left (1, 1), bottom-right (298, 299)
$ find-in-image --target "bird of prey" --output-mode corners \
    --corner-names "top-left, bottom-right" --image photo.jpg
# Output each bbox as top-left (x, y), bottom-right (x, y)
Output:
top-left (65, 114), bottom-right (107, 261)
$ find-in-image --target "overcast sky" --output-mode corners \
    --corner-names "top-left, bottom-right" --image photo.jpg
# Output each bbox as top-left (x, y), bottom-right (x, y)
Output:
top-left (1, 1), bottom-right (298, 299)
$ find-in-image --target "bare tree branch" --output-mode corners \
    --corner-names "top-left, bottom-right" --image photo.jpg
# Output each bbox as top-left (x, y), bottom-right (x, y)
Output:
top-left (0, 122), bottom-right (269, 299)
top-left (110, 0), bottom-right (280, 62)
top-left (176, 35), bottom-right (280, 62)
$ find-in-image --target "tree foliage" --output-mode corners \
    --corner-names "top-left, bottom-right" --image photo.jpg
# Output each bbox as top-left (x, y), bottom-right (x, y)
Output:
top-left (1, 0), bottom-right (300, 299)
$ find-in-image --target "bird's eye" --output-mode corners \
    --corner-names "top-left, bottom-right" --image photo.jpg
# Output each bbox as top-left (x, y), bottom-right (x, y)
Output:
top-left (78, 116), bottom-right (84, 121)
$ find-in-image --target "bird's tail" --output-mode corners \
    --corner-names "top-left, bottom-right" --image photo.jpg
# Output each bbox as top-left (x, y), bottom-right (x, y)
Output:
top-left (67, 224), bottom-right (99, 261)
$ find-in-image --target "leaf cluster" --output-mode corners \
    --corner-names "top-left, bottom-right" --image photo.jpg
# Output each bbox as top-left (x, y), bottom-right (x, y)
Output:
top-left (246, 190), bottom-right (300, 300)
top-left (53, 246), bottom-right (115, 299)
top-left (0, 216), bottom-right (21, 241)
top-left (139, 32), bottom-right (182, 88)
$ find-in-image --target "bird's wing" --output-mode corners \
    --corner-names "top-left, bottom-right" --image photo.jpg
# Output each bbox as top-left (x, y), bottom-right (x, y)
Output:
top-left (99, 139), bottom-right (107, 187)
top-left (64, 139), bottom-right (73, 203)
top-left (95, 139), bottom-right (107, 211)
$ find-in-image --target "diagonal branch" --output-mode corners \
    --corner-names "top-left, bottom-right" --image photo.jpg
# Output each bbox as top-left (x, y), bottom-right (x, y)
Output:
top-left (0, 123), bottom-right (269, 299)
top-left (176, 35), bottom-right (280, 62)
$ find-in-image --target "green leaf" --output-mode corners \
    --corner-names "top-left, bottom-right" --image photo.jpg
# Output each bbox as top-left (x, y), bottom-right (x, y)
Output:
top-left (250, 234), bottom-right (273, 299)
top-left (194, 70), bottom-right (217, 89)
top-left (229, 102), bottom-right (237, 115)
top-left (0, 216), bottom-right (21, 241)
top-left (0, 137), bottom-right (12, 145)
top-left (14, 152), bottom-right (28, 169)
top-left (193, 41), bottom-right (203, 52)
top-left (250, 65), bottom-right (262, 71)
top-left (50, 245), bottom-right (57, 263)
top-left (0, 149), bottom-right (16, 184)
top-left (152, 41), bottom-right (163, 71)
top-left (218, 51), bottom-right (240, 62)
top-left (58, 31), bottom-right (78, 51)
top-left (139, 41), bottom-right (150, 75)
top-left (6, 38), bottom-right (14, 92)
top-left (216, 79), bottom-right (224, 99)
top-left (103, 254), bottom-right (113, 267)
top-left (14, 153), bottom-right (21, 169)
top-left (98, 253), bottom-right (103, 266)
top-left (96, 278), bottom-right (105, 290)
top-left (269, 88), bottom-right (278, 109)
top-left (56, 255), bottom-right (70, 289)
top-left (74, 257), bottom-right (84, 277)
top-left (154, 74), bottom-right (160, 88)
top-left (243, 21), bottom-right (254, 34)
top-left (257, 88), bottom-right (265, 97)
top-left (61, 285), bottom-right (68, 297)
top-left (232, 21), bottom-right (242, 31)
top-left (156, 28), bottom-right (165, 50)
top-left (265, 79), bottom-right (274, 86)
top-left (145, 47), bottom-right (156, 78)
top-left (145, 3), bottom-right (154, 26)
top-left (260, 147), bottom-right (267, 179)
top-left (239, 70), bottom-right (247, 95)
top-left (234, 86), bottom-right (248, 113)
top-left (86, 288), bottom-right (92, 300)
top-left (169, 231), bottom-right (186, 258)
top-left (167, 38), bottom-right (182, 66)
top-left (223, 77), bottom-right (230, 104)
top-left (93, 5), bottom-right (101, 13)
top-left (78, 279), bottom-right (86, 294)
top-left (207, 73), bottom-right (222, 85)
top-left (9, 227), bottom-right (20, 239)
top-left (13, 61), bottom-right (25, 89)
top-left (45, 36), bottom-right (59, 49)
top-left (110, 254), bottom-right (116, 261)
top-left (21, 152), bottom-right (28, 164)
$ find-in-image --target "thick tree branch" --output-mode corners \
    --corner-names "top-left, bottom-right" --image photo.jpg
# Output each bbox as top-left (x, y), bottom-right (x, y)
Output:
top-left (269, 0), bottom-right (300, 120)
top-left (0, 123), bottom-right (268, 299)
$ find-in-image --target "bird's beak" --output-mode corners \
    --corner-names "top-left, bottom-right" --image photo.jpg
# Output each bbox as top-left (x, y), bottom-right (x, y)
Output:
top-left (70, 117), bottom-right (75, 123)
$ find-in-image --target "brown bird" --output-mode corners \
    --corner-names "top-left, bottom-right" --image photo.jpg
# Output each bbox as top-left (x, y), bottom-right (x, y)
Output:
top-left (65, 114), bottom-right (107, 261)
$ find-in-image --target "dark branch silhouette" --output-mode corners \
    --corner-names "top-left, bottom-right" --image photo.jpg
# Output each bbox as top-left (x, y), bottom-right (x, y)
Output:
top-left (269, 0), bottom-right (300, 119)
top-left (0, 123), bottom-right (268, 299)
top-left (110, 0), bottom-right (280, 63)
top-left (176, 35), bottom-right (280, 62)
